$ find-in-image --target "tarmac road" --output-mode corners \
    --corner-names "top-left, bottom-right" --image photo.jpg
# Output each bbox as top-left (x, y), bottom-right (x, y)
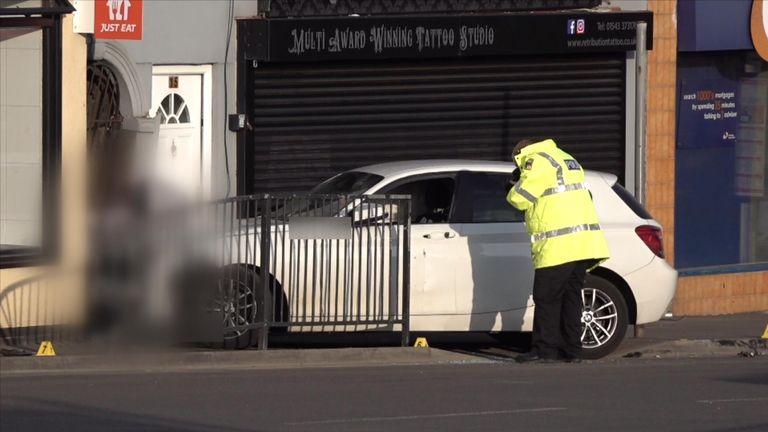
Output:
top-left (2, 357), bottom-right (767, 432)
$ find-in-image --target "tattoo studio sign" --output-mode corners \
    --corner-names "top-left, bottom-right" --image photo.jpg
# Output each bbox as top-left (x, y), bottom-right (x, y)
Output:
top-left (241, 11), bottom-right (653, 62)
top-left (287, 24), bottom-right (495, 56)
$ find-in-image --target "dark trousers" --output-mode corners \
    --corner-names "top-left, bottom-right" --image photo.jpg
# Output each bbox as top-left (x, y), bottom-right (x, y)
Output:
top-left (531, 260), bottom-right (593, 359)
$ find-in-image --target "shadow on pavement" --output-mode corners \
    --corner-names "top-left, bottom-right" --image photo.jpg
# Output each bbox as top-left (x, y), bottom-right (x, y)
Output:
top-left (267, 331), bottom-right (532, 361)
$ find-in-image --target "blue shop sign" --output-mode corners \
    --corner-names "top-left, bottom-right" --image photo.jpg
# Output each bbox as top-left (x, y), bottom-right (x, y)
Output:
top-left (679, 0), bottom-right (755, 52)
top-left (677, 79), bottom-right (740, 149)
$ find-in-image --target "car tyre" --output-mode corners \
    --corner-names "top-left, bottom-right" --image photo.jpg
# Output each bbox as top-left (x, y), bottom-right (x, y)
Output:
top-left (580, 274), bottom-right (629, 360)
top-left (212, 264), bottom-right (263, 350)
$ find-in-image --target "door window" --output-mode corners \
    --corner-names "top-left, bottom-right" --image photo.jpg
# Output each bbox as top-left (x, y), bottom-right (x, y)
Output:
top-left (158, 93), bottom-right (191, 124)
top-left (453, 172), bottom-right (524, 223)
top-left (383, 176), bottom-right (455, 224)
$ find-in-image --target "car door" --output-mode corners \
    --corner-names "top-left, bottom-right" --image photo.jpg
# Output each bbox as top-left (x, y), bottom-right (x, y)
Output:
top-left (452, 171), bottom-right (535, 331)
top-left (379, 174), bottom-right (459, 318)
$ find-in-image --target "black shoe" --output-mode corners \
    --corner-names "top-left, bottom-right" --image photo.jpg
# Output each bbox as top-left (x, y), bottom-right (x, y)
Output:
top-left (515, 352), bottom-right (558, 364)
top-left (558, 350), bottom-right (583, 364)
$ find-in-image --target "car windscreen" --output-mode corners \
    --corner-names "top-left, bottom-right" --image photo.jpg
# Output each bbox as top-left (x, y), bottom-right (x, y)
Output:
top-left (309, 172), bottom-right (384, 195)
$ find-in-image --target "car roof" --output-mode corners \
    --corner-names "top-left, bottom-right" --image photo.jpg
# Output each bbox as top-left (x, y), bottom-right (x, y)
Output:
top-left (358, 160), bottom-right (516, 177)
top-left (356, 159), bottom-right (615, 184)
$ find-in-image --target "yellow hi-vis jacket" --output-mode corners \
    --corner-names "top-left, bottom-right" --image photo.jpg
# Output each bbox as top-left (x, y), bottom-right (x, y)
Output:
top-left (506, 139), bottom-right (610, 269)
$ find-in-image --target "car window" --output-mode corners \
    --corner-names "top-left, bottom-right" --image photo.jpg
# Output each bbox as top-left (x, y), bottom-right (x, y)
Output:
top-left (310, 171), bottom-right (384, 195)
top-left (612, 182), bottom-right (653, 220)
top-left (382, 176), bottom-right (455, 224)
top-left (454, 171), bottom-right (524, 223)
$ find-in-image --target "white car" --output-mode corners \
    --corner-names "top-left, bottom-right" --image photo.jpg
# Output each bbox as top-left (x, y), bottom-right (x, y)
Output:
top-left (297, 160), bottom-right (679, 359)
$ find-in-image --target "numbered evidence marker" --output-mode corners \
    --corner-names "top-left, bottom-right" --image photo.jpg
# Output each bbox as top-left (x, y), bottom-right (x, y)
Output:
top-left (36, 341), bottom-right (57, 356)
top-left (413, 337), bottom-right (429, 348)
top-left (762, 324), bottom-right (768, 340)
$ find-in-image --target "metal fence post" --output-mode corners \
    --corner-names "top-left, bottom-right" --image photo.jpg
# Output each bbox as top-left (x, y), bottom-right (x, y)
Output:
top-left (634, 21), bottom-right (648, 205)
top-left (401, 198), bottom-right (411, 347)
top-left (258, 195), bottom-right (272, 350)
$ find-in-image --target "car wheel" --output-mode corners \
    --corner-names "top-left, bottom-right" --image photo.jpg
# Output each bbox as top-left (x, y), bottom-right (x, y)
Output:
top-left (580, 275), bottom-right (629, 359)
top-left (211, 264), bottom-right (263, 349)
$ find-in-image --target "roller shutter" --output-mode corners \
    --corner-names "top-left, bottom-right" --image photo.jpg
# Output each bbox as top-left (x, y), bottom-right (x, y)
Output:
top-left (242, 54), bottom-right (626, 194)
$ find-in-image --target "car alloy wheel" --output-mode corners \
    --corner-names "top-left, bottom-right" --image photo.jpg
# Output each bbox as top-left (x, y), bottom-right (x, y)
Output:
top-left (580, 287), bottom-right (619, 349)
top-left (211, 277), bottom-right (257, 341)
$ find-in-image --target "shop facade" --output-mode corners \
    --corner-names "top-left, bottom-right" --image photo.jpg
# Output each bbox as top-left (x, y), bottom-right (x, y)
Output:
top-left (672, 0), bottom-right (768, 314)
top-left (236, 3), bottom-right (652, 195)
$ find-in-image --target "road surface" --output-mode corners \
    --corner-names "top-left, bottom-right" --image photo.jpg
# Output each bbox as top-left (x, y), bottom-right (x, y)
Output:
top-left (2, 356), bottom-right (766, 431)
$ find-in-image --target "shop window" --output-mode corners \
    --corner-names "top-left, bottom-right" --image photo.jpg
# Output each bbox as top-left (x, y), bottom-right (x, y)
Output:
top-left (1, 1), bottom-right (71, 268)
top-left (1, 28), bottom-right (43, 252)
top-left (676, 52), bottom-right (768, 270)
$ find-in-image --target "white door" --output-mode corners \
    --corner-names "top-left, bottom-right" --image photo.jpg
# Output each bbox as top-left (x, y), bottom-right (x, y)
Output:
top-left (377, 175), bottom-right (459, 322)
top-left (409, 223), bottom-right (459, 316)
top-left (451, 171), bottom-right (535, 331)
top-left (151, 73), bottom-right (202, 200)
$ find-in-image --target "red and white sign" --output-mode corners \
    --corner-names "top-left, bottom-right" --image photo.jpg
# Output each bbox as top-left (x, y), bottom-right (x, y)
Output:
top-left (95, 0), bottom-right (143, 40)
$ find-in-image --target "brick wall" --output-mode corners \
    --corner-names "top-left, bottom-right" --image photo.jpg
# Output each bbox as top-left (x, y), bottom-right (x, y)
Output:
top-left (645, 0), bottom-right (768, 316)
top-left (673, 273), bottom-right (768, 315)
top-left (645, 0), bottom-right (677, 265)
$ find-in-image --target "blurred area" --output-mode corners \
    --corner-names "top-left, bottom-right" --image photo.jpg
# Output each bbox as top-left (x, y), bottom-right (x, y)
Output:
top-left (2, 42), bottom-right (218, 352)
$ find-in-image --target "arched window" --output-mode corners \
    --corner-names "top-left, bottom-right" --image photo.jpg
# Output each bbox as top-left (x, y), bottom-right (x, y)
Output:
top-left (158, 93), bottom-right (190, 124)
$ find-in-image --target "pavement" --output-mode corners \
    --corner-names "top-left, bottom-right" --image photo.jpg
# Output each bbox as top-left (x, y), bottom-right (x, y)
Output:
top-left (401, 312), bottom-right (768, 363)
top-left (0, 346), bottom-right (485, 375)
top-left (1, 312), bottom-right (766, 374)
top-left (633, 312), bottom-right (768, 340)
top-left (615, 312), bottom-right (768, 359)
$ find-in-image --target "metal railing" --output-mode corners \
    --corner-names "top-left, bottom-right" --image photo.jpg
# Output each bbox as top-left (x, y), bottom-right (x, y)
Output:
top-left (224, 194), bottom-right (411, 349)
top-left (87, 194), bottom-right (412, 350)
top-left (0, 271), bottom-right (84, 351)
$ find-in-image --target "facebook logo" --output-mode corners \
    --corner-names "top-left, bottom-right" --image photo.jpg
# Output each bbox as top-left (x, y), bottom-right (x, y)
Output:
top-left (567, 19), bottom-right (576, 35)
top-left (567, 19), bottom-right (586, 35)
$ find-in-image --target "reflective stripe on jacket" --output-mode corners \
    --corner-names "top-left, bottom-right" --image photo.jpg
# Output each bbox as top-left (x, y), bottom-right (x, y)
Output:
top-left (506, 139), bottom-right (610, 269)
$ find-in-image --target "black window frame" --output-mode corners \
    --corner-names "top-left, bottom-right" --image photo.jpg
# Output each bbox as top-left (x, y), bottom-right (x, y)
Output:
top-left (376, 172), bottom-right (459, 225)
top-left (451, 170), bottom-right (525, 224)
top-left (0, 1), bottom-right (71, 268)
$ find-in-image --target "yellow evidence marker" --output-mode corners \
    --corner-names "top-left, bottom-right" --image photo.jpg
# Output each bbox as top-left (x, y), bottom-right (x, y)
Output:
top-left (36, 341), bottom-right (57, 356)
top-left (413, 337), bottom-right (429, 348)
top-left (762, 324), bottom-right (768, 340)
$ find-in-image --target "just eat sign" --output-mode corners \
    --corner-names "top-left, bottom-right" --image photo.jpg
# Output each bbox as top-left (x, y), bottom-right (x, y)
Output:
top-left (95, 0), bottom-right (143, 40)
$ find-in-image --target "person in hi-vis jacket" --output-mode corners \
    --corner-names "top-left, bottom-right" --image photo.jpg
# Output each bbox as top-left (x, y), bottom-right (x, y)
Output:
top-left (506, 138), bottom-right (610, 363)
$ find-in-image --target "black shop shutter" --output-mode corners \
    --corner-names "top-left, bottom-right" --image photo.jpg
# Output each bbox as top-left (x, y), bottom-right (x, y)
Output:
top-left (242, 54), bottom-right (626, 194)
